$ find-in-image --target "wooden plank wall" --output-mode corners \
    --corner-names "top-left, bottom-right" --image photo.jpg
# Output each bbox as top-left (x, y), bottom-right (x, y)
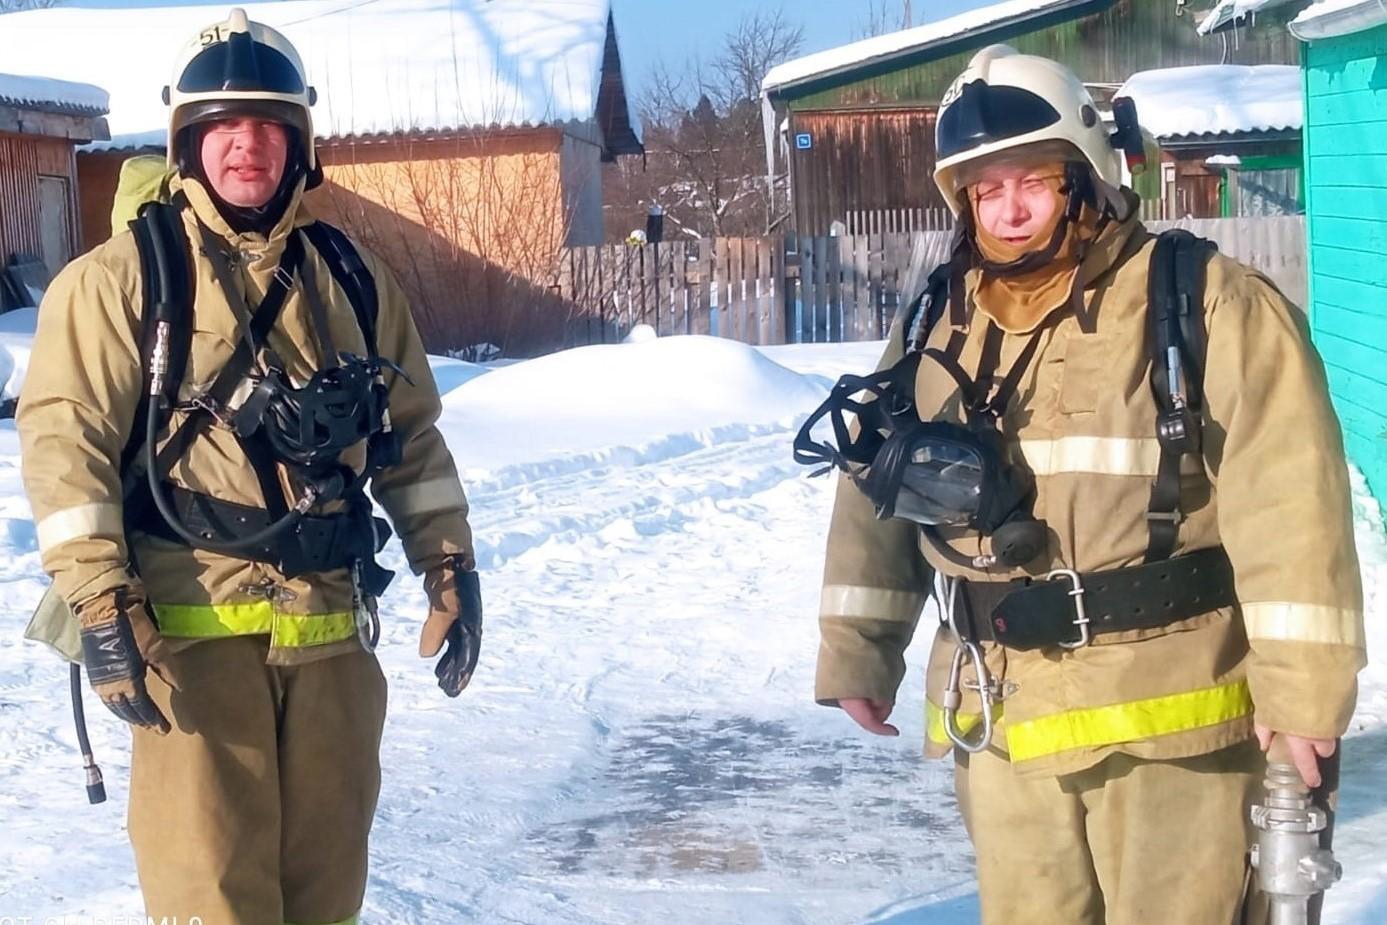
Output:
top-left (1302, 24), bottom-right (1387, 502)
top-left (1, 132), bottom-right (81, 270)
top-left (0, 134), bottom-right (44, 263)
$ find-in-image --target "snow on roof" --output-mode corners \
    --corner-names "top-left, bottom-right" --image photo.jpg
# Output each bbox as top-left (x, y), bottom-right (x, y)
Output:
top-left (1115, 65), bottom-right (1302, 139)
top-left (762, 0), bottom-right (1101, 95)
top-left (1196, 0), bottom-right (1301, 35)
top-left (0, 0), bottom-right (636, 142)
top-left (80, 130), bottom-right (167, 154)
top-left (1289, 0), bottom-right (1387, 39)
top-left (0, 73), bottom-right (108, 115)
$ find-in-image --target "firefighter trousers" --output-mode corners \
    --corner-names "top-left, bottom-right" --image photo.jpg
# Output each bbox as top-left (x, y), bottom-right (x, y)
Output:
top-left (127, 635), bottom-right (388, 925)
top-left (954, 739), bottom-right (1267, 925)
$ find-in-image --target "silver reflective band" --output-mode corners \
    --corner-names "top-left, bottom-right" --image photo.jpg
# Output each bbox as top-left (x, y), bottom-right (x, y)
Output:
top-left (1243, 602), bottom-right (1365, 649)
top-left (820, 584), bottom-right (927, 622)
top-left (380, 477), bottom-right (467, 518)
top-left (36, 503), bottom-right (124, 554)
top-left (1019, 436), bottom-right (1204, 478)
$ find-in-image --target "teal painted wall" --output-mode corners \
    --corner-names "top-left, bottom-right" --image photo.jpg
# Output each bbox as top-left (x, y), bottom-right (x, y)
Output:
top-left (1303, 23), bottom-right (1387, 504)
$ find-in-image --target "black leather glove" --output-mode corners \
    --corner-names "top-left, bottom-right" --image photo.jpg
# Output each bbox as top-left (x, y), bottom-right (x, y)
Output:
top-left (75, 586), bottom-right (170, 733)
top-left (420, 555), bottom-right (483, 697)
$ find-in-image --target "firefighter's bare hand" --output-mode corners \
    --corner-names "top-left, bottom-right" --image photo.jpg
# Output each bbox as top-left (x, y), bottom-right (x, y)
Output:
top-left (840, 698), bottom-right (900, 736)
top-left (75, 586), bottom-right (170, 735)
top-left (1255, 723), bottom-right (1337, 788)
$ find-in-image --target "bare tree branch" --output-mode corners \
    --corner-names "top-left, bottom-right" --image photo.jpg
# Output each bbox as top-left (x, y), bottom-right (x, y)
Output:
top-left (0, 0), bottom-right (59, 11)
top-left (606, 7), bottom-right (805, 241)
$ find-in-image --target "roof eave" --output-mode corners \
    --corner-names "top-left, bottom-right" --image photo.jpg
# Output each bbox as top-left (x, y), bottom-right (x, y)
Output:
top-left (763, 0), bottom-right (1115, 103)
top-left (1289, 1), bottom-right (1387, 39)
top-left (1157, 126), bottom-right (1302, 148)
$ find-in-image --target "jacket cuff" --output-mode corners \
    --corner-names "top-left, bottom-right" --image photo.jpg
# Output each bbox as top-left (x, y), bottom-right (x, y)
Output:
top-left (1246, 639), bottom-right (1365, 738)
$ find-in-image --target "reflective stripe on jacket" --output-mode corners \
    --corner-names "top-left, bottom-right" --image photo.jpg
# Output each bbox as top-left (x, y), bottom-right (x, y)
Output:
top-left (817, 208), bottom-right (1364, 777)
top-left (19, 175), bottom-right (474, 665)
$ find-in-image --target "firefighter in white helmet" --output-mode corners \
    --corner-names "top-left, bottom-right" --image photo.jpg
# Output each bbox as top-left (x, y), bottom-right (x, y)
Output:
top-left (809, 45), bottom-right (1362, 923)
top-left (20, 10), bottom-right (480, 923)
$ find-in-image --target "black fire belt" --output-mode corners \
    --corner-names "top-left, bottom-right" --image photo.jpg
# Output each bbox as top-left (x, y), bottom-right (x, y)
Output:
top-left (131, 482), bottom-right (394, 593)
top-left (955, 546), bottom-right (1236, 651)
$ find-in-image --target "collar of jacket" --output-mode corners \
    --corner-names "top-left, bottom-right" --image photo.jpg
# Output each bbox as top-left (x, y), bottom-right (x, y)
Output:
top-left (963, 189), bottom-right (1146, 329)
top-left (171, 173), bottom-right (315, 269)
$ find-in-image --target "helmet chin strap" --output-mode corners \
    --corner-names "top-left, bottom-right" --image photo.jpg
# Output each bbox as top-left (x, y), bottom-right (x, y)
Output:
top-left (943, 162), bottom-right (1121, 334)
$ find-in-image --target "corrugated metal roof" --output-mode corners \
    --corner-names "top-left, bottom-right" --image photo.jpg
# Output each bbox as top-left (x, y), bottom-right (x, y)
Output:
top-left (0, 73), bottom-right (108, 115)
top-left (1115, 65), bottom-right (1302, 139)
top-left (761, 0), bottom-right (1110, 96)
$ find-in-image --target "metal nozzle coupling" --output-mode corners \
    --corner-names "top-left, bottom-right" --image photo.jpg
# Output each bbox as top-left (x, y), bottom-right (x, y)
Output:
top-left (150, 320), bottom-right (173, 397)
top-left (83, 754), bottom-right (107, 805)
top-left (1251, 761), bottom-right (1341, 925)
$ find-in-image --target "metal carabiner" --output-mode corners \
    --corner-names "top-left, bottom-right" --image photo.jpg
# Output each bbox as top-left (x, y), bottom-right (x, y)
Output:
top-left (350, 560), bottom-right (381, 652)
top-left (943, 640), bottom-right (995, 753)
top-left (938, 574), bottom-right (995, 753)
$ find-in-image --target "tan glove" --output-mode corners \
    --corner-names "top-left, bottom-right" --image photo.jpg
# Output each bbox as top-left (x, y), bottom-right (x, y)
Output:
top-left (420, 553), bottom-right (482, 697)
top-left (74, 586), bottom-right (170, 734)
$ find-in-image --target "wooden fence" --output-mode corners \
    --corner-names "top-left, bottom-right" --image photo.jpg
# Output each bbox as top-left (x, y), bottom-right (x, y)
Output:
top-left (553, 216), bottom-right (1305, 347)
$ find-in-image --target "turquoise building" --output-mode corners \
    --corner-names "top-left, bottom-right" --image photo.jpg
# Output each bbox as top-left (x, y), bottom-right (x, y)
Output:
top-left (1292, 0), bottom-right (1387, 504)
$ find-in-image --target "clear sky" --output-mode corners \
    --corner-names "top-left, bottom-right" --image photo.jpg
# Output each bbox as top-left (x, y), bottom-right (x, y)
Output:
top-left (608, 0), bottom-right (986, 98)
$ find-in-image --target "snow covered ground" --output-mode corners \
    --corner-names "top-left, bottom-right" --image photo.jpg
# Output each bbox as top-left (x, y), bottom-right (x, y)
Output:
top-left (0, 329), bottom-right (1384, 924)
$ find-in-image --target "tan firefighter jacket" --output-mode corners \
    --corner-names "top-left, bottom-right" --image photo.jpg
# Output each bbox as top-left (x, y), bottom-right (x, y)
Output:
top-left (816, 206), bottom-right (1365, 778)
top-left (18, 175), bottom-right (474, 665)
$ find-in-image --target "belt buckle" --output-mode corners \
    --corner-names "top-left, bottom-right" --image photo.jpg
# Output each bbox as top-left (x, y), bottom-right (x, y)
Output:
top-left (1046, 568), bottom-right (1091, 649)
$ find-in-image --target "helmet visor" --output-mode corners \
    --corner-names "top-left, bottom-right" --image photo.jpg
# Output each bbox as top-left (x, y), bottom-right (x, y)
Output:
top-left (178, 31), bottom-right (305, 96)
top-left (937, 81), bottom-right (1062, 161)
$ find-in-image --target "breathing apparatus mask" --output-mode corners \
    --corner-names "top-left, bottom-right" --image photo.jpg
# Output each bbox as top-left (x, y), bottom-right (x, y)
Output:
top-left (234, 351), bottom-right (404, 475)
top-left (792, 154), bottom-right (1124, 571)
top-left (794, 349), bottom-right (1048, 570)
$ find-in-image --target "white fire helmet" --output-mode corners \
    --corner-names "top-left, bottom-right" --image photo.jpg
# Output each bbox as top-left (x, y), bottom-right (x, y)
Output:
top-left (934, 45), bottom-right (1124, 215)
top-left (163, 8), bottom-right (318, 171)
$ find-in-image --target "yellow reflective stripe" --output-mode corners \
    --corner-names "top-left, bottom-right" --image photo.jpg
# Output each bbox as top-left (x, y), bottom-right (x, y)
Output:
top-left (1018, 437), bottom-right (1203, 478)
top-left (36, 502), bottom-right (124, 553)
top-left (380, 476), bottom-right (467, 518)
top-left (925, 699), bottom-right (1004, 746)
top-left (1007, 680), bottom-right (1253, 762)
top-left (820, 584), bottom-right (926, 621)
top-left (1243, 602), bottom-right (1365, 648)
top-left (153, 602), bottom-right (357, 647)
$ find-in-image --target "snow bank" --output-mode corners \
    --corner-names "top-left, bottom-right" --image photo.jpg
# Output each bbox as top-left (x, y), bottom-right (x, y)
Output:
top-left (439, 335), bottom-right (829, 472)
top-left (0, 72), bottom-right (107, 113)
top-left (1115, 65), bottom-right (1302, 139)
top-left (0, 0), bottom-right (634, 141)
top-left (0, 310), bottom-right (37, 401)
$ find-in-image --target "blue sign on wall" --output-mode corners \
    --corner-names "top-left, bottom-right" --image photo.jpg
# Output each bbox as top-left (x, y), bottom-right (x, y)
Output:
top-left (795, 132), bottom-right (813, 150)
